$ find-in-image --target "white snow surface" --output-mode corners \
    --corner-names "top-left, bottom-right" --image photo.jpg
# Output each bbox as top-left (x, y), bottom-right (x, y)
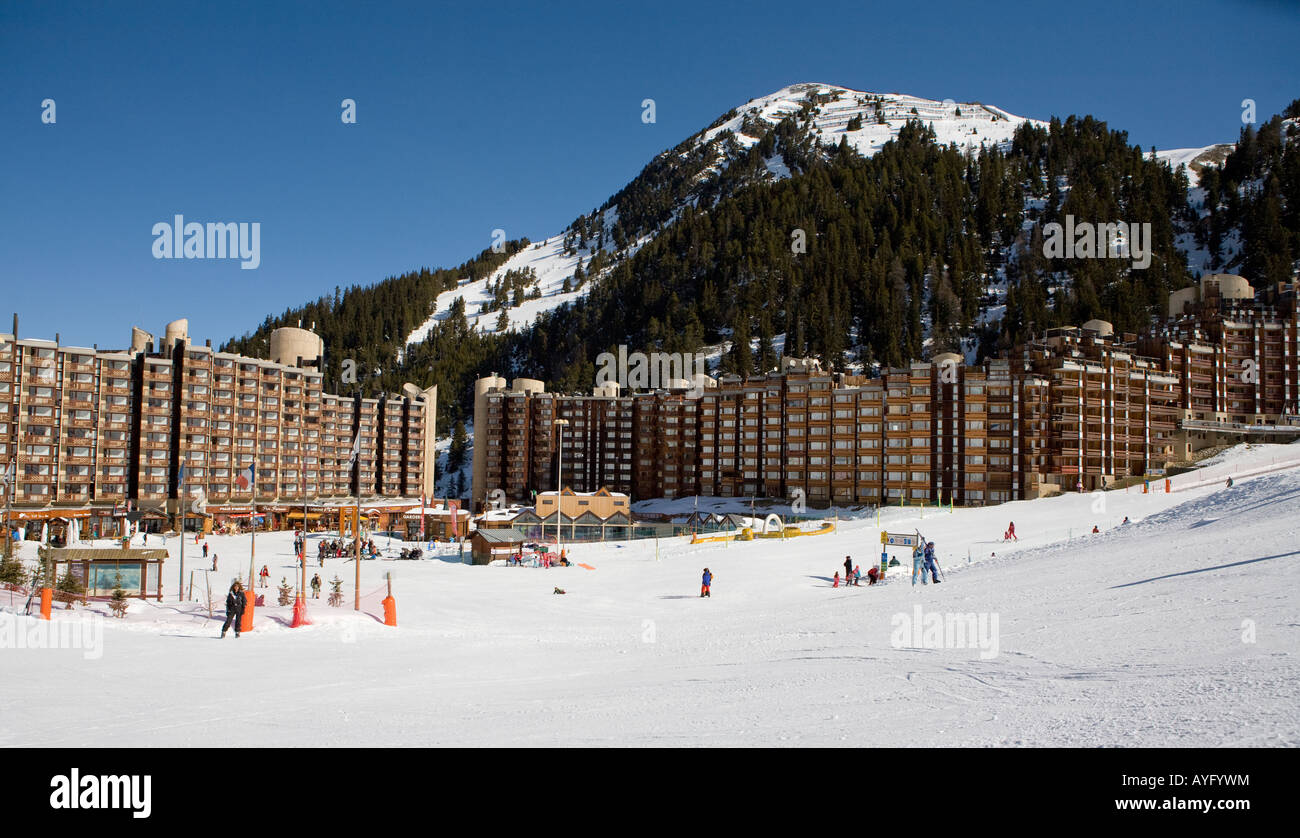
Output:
top-left (3, 442), bottom-right (1297, 747)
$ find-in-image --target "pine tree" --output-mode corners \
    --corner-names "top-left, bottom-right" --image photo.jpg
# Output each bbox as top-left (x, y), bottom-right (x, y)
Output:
top-left (55, 565), bottom-right (84, 609)
top-left (328, 575), bottom-right (344, 607)
top-left (109, 573), bottom-right (130, 618)
top-left (0, 553), bottom-right (25, 587)
top-left (277, 577), bottom-right (294, 606)
top-left (448, 420), bottom-right (468, 472)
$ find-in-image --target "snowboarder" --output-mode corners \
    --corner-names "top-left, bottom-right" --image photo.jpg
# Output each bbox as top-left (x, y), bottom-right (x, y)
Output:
top-left (924, 541), bottom-right (941, 584)
top-left (221, 580), bottom-right (246, 638)
top-left (700, 568), bottom-right (712, 598)
top-left (310, 573), bottom-right (321, 599)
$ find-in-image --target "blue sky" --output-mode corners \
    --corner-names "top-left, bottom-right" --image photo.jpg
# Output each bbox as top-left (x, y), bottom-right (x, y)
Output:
top-left (1, 0), bottom-right (1296, 350)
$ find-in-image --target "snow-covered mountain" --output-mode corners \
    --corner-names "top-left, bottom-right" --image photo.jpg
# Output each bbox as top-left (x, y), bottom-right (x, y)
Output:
top-left (403, 83), bottom-right (1047, 345)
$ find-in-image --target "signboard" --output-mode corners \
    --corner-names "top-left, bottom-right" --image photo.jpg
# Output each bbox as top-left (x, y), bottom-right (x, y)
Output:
top-left (1144, 468), bottom-right (1166, 477)
top-left (880, 532), bottom-right (920, 549)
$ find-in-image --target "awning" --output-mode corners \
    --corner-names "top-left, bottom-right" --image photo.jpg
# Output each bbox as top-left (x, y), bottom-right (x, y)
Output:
top-left (286, 512), bottom-right (324, 520)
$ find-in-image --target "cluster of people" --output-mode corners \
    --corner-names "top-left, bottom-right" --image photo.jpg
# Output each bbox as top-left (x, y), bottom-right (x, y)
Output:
top-left (317, 538), bottom-right (377, 561)
top-left (833, 554), bottom-right (882, 587)
top-left (508, 548), bottom-right (569, 568)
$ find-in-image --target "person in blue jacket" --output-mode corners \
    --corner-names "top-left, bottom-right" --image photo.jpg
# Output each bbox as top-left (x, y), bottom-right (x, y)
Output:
top-left (923, 541), bottom-right (941, 584)
top-left (700, 568), bottom-right (712, 598)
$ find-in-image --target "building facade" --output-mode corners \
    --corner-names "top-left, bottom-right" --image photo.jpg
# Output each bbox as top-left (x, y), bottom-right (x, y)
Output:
top-left (0, 317), bottom-right (437, 537)
top-left (473, 275), bottom-right (1300, 509)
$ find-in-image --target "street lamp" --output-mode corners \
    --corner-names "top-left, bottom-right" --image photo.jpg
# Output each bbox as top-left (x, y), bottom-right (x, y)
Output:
top-left (554, 418), bottom-right (569, 557)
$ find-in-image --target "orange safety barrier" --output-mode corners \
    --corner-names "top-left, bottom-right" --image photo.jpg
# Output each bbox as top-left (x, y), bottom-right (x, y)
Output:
top-left (382, 595), bottom-right (397, 627)
top-left (240, 589), bottom-right (254, 633)
top-left (1165, 478), bottom-right (1171, 493)
top-left (39, 588), bottom-right (52, 620)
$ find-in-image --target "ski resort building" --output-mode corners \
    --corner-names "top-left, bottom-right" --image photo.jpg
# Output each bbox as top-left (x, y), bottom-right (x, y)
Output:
top-left (0, 317), bottom-right (437, 543)
top-left (472, 274), bottom-right (1300, 509)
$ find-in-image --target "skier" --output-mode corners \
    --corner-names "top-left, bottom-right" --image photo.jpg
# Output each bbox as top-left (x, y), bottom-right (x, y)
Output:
top-left (259, 565), bottom-right (269, 588)
top-left (1091, 525), bottom-right (1100, 534)
top-left (310, 573), bottom-right (321, 599)
top-left (211, 553), bottom-right (218, 572)
top-left (202, 542), bottom-right (209, 558)
top-left (843, 555), bottom-right (853, 585)
top-left (833, 571), bottom-right (840, 588)
top-left (866, 566), bottom-right (880, 585)
top-left (1226, 476), bottom-right (1234, 488)
top-left (1006, 521), bottom-right (1017, 541)
top-left (912, 543), bottom-right (926, 586)
top-left (700, 567), bottom-right (712, 598)
top-left (854, 564), bottom-right (862, 587)
top-left (221, 580), bottom-right (246, 638)
top-left (1122, 516), bottom-right (1130, 525)
top-left (924, 541), bottom-right (941, 584)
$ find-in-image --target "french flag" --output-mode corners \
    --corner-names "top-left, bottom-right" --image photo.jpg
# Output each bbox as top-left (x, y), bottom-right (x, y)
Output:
top-left (235, 464), bottom-right (255, 491)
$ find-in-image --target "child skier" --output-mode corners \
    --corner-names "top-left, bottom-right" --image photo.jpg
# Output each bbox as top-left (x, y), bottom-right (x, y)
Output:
top-left (700, 568), bottom-right (712, 598)
top-left (833, 571), bottom-right (840, 588)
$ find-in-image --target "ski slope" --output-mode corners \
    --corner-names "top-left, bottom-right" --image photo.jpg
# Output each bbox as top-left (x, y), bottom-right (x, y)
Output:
top-left (2, 444), bottom-right (1297, 747)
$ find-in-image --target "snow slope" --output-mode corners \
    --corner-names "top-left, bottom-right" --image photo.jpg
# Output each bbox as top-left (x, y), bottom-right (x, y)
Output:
top-left (3, 443), bottom-right (1296, 747)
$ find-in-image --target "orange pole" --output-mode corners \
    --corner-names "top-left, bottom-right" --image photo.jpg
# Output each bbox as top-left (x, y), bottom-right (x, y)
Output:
top-left (39, 587), bottom-right (52, 620)
top-left (239, 587), bottom-right (254, 633)
top-left (382, 574), bottom-right (396, 627)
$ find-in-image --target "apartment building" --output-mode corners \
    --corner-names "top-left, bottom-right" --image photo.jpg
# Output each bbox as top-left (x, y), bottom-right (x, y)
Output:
top-left (472, 274), bottom-right (1300, 509)
top-left (0, 317), bottom-right (437, 537)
